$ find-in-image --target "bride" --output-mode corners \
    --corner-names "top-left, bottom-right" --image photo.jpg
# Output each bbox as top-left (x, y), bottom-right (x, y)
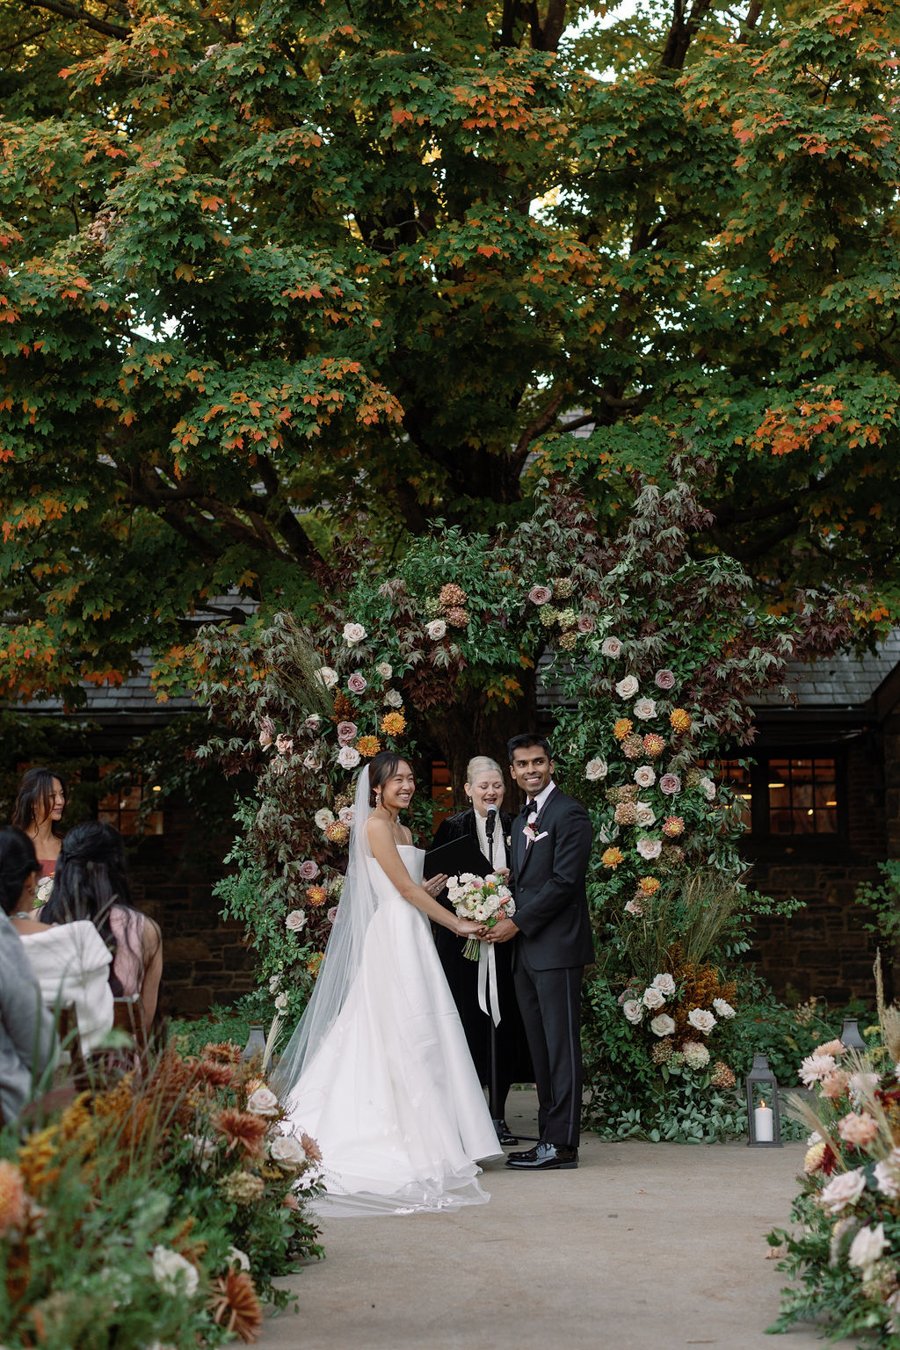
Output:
top-left (273, 751), bottom-right (502, 1215)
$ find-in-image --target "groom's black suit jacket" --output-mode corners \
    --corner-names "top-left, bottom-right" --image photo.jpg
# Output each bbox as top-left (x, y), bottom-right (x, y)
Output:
top-left (510, 788), bottom-right (594, 970)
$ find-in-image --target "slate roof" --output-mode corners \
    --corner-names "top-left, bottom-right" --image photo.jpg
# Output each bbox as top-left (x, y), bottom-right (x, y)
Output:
top-left (11, 594), bottom-right (257, 722)
top-left (753, 631), bottom-right (900, 715)
top-left (13, 618), bottom-right (900, 724)
top-left (536, 633), bottom-right (900, 722)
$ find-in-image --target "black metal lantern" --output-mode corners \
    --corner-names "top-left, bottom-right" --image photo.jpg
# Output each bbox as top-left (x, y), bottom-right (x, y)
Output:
top-left (745, 1054), bottom-right (783, 1147)
top-left (840, 1018), bottom-right (867, 1052)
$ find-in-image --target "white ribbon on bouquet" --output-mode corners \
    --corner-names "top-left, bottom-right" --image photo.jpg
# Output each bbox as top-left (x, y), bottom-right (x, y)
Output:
top-left (477, 941), bottom-right (501, 1026)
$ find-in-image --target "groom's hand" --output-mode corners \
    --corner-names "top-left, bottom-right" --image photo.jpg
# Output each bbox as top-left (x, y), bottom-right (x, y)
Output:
top-left (485, 917), bottom-right (518, 943)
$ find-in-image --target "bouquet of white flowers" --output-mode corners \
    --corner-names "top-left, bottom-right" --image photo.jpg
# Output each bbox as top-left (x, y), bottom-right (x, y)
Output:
top-left (446, 872), bottom-right (516, 961)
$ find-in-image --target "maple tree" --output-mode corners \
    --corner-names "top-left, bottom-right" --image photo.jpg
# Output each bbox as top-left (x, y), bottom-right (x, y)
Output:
top-left (1, 0), bottom-right (898, 702)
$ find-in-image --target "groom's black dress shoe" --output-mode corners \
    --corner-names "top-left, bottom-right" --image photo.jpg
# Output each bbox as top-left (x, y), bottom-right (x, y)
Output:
top-left (505, 1142), bottom-right (578, 1170)
top-left (493, 1118), bottom-right (519, 1146)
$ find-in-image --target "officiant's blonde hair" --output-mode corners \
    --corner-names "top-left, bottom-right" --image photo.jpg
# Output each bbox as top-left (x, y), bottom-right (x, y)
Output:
top-left (466, 756), bottom-right (503, 782)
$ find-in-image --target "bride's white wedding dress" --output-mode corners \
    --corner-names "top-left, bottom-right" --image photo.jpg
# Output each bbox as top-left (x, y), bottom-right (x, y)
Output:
top-left (281, 844), bottom-right (502, 1215)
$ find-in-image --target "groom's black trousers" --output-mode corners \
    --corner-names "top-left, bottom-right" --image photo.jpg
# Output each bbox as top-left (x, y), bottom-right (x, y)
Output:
top-left (513, 946), bottom-right (583, 1149)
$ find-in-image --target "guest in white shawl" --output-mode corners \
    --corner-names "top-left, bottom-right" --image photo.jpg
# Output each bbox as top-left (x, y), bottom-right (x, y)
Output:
top-left (1, 828), bottom-right (113, 1056)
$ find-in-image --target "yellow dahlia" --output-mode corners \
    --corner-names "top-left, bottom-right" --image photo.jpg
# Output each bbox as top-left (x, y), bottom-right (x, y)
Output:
top-left (601, 847), bottom-right (624, 869)
top-left (17, 1125), bottom-right (61, 1195)
top-left (356, 735), bottom-right (381, 758)
top-left (613, 718), bottom-right (633, 741)
top-left (804, 1140), bottom-right (827, 1175)
top-left (306, 885), bottom-right (327, 907)
top-left (670, 708), bottom-right (691, 734)
top-left (380, 711), bottom-right (406, 736)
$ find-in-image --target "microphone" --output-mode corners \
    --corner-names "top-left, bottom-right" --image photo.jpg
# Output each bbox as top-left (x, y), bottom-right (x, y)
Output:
top-left (485, 807), bottom-right (496, 840)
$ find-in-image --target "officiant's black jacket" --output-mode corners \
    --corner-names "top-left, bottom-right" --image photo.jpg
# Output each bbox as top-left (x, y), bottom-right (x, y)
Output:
top-left (432, 807), bottom-right (513, 862)
top-left (511, 789), bottom-right (594, 970)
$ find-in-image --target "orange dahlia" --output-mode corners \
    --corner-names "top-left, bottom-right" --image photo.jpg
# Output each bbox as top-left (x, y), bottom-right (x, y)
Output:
top-left (0, 1160), bottom-right (26, 1235)
top-left (613, 718), bottom-right (633, 741)
top-left (601, 847), bottom-right (624, 869)
top-left (380, 711), bottom-right (406, 737)
top-left (670, 707), bottom-right (691, 733)
top-left (638, 876), bottom-right (660, 896)
top-left (210, 1269), bottom-right (264, 1343)
top-left (213, 1109), bottom-right (268, 1158)
top-left (324, 820), bottom-right (349, 844)
top-left (306, 884), bottom-right (327, 907)
top-left (356, 735), bottom-right (381, 758)
top-left (198, 1058), bottom-right (236, 1088)
top-left (300, 1131), bottom-right (323, 1164)
top-left (204, 1041), bottom-right (243, 1064)
top-left (307, 952), bottom-right (324, 976)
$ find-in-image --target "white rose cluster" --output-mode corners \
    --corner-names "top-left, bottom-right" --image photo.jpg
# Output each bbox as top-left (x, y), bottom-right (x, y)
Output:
top-left (152, 1246), bottom-right (199, 1298)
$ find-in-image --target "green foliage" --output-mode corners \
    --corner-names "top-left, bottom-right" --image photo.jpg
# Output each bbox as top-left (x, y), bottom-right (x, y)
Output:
top-left (2, 1), bottom-right (898, 705)
top-left (854, 861), bottom-right (900, 953)
top-left (0, 1041), bottom-right (324, 1346)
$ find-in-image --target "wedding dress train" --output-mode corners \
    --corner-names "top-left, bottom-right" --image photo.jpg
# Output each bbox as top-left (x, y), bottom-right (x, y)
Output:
top-left (280, 845), bottom-right (502, 1215)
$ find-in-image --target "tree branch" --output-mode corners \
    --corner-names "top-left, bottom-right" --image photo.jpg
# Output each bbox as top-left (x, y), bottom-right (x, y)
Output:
top-left (660, 0), bottom-right (714, 70)
top-left (23, 0), bottom-right (131, 39)
top-left (255, 455), bottom-right (325, 566)
top-left (510, 385), bottom-right (567, 473)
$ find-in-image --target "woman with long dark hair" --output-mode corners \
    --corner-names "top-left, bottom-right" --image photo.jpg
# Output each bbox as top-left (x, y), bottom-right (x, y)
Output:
top-left (40, 822), bottom-right (162, 1027)
top-left (274, 752), bottom-right (501, 1214)
top-left (1, 827), bottom-right (113, 1055)
top-left (11, 767), bottom-right (68, 883)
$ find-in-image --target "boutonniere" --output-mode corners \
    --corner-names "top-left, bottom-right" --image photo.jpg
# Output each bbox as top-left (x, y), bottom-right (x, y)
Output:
top-left (503, 832), bottom-right (512, 851)
top-left (523, 823), bottom-right (537, 843)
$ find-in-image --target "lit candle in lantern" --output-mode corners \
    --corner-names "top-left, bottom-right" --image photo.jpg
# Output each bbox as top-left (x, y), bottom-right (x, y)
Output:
top-left (754, 1098), bottom-right (774, 1143)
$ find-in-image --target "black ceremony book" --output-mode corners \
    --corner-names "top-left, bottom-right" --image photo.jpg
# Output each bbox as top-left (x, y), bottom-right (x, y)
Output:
top-left (423, 834), bottom-right (492, 880)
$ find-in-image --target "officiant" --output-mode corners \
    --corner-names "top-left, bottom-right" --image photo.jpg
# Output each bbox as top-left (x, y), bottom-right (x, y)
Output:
top-left (431, 756), bottom-right (532, 1146)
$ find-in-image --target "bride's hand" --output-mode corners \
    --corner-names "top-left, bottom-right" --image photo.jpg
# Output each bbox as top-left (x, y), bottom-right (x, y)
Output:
top-left (456, 918), bottom-right (481, 938)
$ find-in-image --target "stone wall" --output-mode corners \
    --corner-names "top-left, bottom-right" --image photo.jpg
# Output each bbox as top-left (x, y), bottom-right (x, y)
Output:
top-left (125, 804), bottom-right (255, 1019)
top-left (745, 731), bottom-right (896, 1003)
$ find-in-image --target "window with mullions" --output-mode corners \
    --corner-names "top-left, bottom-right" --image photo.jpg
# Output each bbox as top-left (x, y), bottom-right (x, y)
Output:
top-left (766, 757), bottom-right (838, 836)
top-left (706, 755), bottom-right (841, 839)
top-left (97, 774), bottom-right (164, 837)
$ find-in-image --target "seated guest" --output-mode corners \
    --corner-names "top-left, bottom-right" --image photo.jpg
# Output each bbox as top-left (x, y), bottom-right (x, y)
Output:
top-left (11, 766), bottom-right (68, 888)
top-left (1, 828), bottom-right (114, 1055)
top-left (0, 834), bottom-right (57, 1123)
top-left (40, 822), bottom-right (163, 1028)
top-left (432, 755), bottom-right (533, 1146)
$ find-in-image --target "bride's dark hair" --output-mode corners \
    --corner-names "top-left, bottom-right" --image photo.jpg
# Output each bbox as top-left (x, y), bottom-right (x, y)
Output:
top-left (368, 752), bottom-right (407, 807)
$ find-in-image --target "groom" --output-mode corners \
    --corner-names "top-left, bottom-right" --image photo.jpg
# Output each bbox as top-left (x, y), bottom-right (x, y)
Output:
top-left (485, 734), bottom-right (593, 1170)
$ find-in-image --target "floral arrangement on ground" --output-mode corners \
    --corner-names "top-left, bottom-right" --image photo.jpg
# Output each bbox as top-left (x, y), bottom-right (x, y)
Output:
top-left (768, 1002), bottom-right (900, 1344)
top-left (0, 1042), bottom-right (323, 1347)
